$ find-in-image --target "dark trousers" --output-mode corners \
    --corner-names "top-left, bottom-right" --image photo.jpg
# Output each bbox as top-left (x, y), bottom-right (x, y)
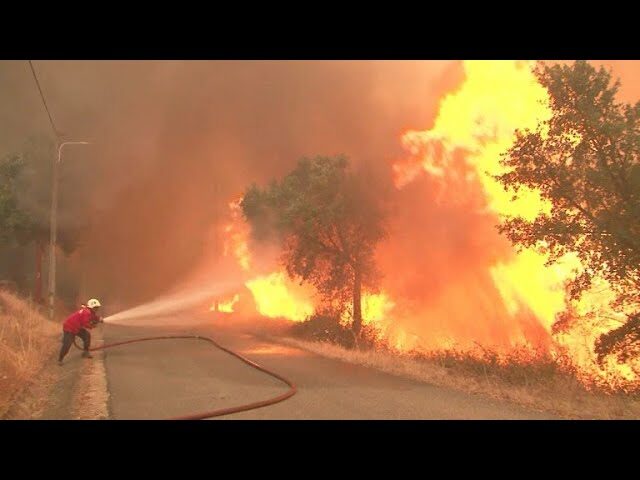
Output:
top-left (58, 329), bottom-right (91, 361)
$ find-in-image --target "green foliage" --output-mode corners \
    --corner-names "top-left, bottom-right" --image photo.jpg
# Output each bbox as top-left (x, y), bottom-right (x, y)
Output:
top-left (497, 61), bottom-right (640, 360)
top-left (0, 136), bottom-right (89, 297)
top-left (290, 311), bottom-right (381, 350)
top-left (241, 156), bottom-right (388, 335)
top-left (0, 154), bottom-right (33, 245)
top-left (595, 314), bottom-right (640, 367)
top-left (0, 136), bottom-right (85, 253)
top-left (291, 311), bottom-right (358, 348)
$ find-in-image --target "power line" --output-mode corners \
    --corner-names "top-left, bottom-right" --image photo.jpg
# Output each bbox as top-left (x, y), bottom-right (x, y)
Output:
top-left (28, 60), bottom-right (60, 138)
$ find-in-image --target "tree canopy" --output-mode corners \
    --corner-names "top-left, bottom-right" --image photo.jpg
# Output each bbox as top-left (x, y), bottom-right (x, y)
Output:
top-left (0, 153), bottom-right (32, 244)
top-left (497, 61), bottom-right (640, 361)
top-left (241, 155), bottom-right (388, 335)
top-left (0, 136), bottom-right (88, 298)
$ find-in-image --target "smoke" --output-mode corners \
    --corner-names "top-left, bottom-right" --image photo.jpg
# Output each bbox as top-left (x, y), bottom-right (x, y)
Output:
top-left (1, 60), bottom-right (459, 307)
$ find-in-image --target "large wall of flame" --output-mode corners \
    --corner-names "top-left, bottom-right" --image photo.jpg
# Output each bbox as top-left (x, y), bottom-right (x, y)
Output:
top-left (375, 165), bottom-right (549, 350)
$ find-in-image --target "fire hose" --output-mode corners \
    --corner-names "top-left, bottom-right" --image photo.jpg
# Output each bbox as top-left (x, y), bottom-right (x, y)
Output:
top-left (73, 332), bottom-right (297, 420)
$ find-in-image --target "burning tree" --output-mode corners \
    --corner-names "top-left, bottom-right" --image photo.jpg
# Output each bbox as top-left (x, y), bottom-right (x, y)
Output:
top-left (496, 61), bottom-right (640, 365)
top-left (241, 156), bottom-right (388, 337)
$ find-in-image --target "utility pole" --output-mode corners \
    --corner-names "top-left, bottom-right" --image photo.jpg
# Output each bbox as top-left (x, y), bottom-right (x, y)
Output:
top-left (48, 141), bottom-right (89, 319)
top-left (34, 240), bottom-right (44, 304)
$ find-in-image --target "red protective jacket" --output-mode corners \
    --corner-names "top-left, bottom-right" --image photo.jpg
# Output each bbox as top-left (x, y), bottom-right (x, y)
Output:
top-left (62, 307), bottom-right (99, 334)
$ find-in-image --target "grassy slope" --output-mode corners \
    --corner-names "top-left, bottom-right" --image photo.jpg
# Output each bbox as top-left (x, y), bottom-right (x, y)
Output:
top-left (0, 289), bottom-right (59, 417)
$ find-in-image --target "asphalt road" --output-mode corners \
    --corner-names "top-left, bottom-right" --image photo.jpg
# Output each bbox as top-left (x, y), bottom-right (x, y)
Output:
top-left (103, 319), bottom-right (556, 419)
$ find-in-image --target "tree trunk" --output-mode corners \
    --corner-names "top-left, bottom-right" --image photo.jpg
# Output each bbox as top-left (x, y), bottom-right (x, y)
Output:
top-left (352, 265), bottom-right (362, 337)
top-left (34, 240), bottom-right (43, 304)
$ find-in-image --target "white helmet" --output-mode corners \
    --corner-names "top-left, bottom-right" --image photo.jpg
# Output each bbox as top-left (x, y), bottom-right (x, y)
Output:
top-left (87, 298), bottom-right (101, 309)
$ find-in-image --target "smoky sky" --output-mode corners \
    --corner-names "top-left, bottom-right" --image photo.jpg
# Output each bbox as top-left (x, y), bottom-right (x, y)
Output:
top-left (0, 60), bottom-right (462, 306)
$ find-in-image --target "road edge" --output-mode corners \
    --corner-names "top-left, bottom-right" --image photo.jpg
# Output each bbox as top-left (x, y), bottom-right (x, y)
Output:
top-left (260, 333), bottom-right (571, 418)
top-left (70, 327), bottom-right (110, 420)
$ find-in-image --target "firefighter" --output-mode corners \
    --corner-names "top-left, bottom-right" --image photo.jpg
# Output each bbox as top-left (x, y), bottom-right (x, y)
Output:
top-left (58, 298), bottom-right (103, 365)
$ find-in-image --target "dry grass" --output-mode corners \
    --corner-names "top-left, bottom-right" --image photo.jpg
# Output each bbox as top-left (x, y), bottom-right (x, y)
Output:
top-left (273, 335), bottom-right (640, 419)
top-left (71, 328), bottom-right (110, 420)
top-left (3, 368), bottom-right (61, 419)
top-left (0, 289), bottom-right (59, 418)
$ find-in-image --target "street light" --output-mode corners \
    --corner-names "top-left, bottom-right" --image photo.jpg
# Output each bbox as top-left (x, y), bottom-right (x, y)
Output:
top-left (48, 141), bottom-right (90, 319)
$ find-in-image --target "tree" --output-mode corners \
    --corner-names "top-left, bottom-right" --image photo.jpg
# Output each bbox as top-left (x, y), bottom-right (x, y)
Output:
top-left (496, 61), bottom-right (640, 362)
top-left (0, 136), bottom-right (86, 300)
top-left (0, 152), bottom-right (41, 298)
top-left (0, 154), bottom-right (32, 244)
top-left (241, 156), bottom-right (388, 336)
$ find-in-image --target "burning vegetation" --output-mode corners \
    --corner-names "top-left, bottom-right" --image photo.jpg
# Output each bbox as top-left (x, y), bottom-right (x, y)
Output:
top-left (208, 60), bottom-right (640, 395)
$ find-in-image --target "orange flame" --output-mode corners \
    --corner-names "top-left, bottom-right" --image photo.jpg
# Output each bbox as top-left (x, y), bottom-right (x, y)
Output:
top-left (245, 271), bottom-right (315, 321)
top-left (391, 60), bottom-right (634, 385)
top-left (210, 294), bottom-right (240, 313)
top-left (215, 61), bottom-right (637, 388)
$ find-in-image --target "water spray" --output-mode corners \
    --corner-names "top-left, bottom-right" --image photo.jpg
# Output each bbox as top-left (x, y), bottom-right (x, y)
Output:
top-left (103, 281), bottom-right (242, 325)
